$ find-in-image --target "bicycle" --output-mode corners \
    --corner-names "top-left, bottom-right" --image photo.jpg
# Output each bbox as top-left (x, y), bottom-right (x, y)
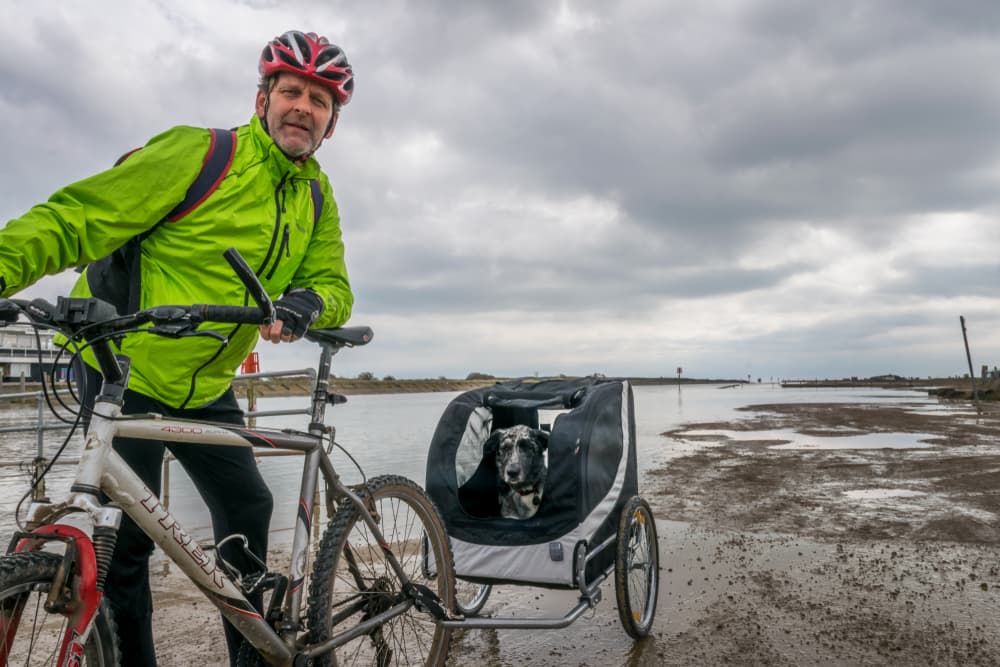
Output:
top-left (0, 249), bottom-right (456, 666)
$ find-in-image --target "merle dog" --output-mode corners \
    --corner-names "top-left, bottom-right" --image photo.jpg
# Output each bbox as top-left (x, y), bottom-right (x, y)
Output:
top-left (484, 425), bottom-right (549, 519)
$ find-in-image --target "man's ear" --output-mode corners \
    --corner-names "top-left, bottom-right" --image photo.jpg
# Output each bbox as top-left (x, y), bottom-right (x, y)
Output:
top-left (324, 111), bottom-right (340, 139)
top-left (255, 89), bottom-right (267, 119)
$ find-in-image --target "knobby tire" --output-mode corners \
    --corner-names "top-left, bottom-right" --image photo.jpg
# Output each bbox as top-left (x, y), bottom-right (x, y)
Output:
top-left (307, 474), bottom-right (455, 666)
top-left (0, 551), bottom-right (120, 666)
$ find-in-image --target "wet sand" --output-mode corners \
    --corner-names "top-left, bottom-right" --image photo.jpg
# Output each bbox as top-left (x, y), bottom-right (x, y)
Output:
top-left (149, 397), bottom-right (1000, 666)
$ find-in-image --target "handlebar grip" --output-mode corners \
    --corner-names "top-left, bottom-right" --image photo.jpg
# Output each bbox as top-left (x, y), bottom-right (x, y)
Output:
top-left (194, 305), bottom-right (268, 325)
top-left (0, 299), bottom-right (20, 324)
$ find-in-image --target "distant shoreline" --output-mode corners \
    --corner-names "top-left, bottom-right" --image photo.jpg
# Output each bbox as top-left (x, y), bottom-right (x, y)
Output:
top-left (235, 376), bottom-right (762, 398)
top-left (0, 375), bottom-right (989, 400)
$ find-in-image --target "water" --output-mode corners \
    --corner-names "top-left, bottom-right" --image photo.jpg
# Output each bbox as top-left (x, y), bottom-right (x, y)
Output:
top-left (0, 383), bottom-right (949, 545)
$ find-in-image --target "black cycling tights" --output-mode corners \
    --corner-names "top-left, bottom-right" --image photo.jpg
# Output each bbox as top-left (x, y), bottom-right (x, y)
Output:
top-left (78, 363), bottom-right (273, 667)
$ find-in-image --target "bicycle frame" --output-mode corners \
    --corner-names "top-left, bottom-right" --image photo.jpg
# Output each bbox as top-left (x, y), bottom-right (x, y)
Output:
top-left (13, 340), bottom-right (420, 666)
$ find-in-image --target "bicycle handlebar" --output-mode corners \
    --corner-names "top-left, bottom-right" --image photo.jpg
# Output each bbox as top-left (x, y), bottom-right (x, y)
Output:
top-left (0, 248), bottom-right (275, 384)
top-left (223, 248), bottom-right (275, 324)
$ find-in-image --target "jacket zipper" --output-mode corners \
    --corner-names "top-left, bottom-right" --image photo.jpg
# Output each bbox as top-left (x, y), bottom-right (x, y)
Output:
top-left (266, 224), bottom-right (290, 280)
top-left (257, 172), bottom-right (290, 279)
top-left (183, 173), bottom-right (291, 407)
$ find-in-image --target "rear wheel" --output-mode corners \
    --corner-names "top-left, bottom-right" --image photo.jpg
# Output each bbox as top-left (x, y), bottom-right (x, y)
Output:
top-left (0, 551), bottom-right (120, 665)
top-left (307, 475), bottom-right (455, 666)
top-left (454, 581), bottom-right (491, 617)
top-left (614, 496), bottom-right (659, 639)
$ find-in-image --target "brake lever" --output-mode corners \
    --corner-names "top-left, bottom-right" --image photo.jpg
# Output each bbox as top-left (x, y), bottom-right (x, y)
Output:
top-left (147, 324), bottom-right (228, 343)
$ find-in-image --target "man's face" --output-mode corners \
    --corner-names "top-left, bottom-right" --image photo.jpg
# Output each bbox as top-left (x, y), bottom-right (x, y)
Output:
top-left (255, 72), bottom-right (336, 159)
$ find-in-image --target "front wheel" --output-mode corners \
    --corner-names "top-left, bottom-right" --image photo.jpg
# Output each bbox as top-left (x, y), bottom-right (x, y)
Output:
top-left (307, 475), bottom-right (455, 666)
top-left (0, 551), bottom-right (121, 665)
top-left (614, 496), bottom-right (660, 639)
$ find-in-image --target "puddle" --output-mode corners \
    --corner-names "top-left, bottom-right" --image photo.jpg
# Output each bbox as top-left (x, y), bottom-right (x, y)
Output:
top-left (770, 432), bottom-right (937, 450)
top-left (674, 428), bottom-right (938, 450)
top-left (678, 428), bottom-right (794, 442)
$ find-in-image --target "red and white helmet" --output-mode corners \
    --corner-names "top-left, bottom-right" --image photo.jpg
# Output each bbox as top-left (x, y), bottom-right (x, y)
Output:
top-left (259, 31), bottom-right (354, 106)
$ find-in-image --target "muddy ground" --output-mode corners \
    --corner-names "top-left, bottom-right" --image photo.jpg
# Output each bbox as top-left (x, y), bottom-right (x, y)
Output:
top-left (634, 399), bottom-right (1000, 667)
top-left (149, 398), bottom-right (1000, 666)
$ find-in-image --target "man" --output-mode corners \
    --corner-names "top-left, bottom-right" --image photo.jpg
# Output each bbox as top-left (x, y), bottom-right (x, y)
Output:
top-left (0, 30), bottom-right (354, 665)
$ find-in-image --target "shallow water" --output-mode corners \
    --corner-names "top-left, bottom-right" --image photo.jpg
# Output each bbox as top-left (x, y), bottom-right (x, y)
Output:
top-left (0, 382), bottom-right (955, 545)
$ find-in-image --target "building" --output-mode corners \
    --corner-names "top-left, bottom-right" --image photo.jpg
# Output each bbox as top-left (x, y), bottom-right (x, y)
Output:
top-left (0, 323), bottom-right (72, 382)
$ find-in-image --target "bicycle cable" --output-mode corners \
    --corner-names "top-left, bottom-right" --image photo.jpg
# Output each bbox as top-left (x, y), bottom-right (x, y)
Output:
top-left (326, 437), bottom-right (368, 487)
top-left (13, 326), bottom-right (85, 531)
top-left (11, 318), bottom-right (157, 531)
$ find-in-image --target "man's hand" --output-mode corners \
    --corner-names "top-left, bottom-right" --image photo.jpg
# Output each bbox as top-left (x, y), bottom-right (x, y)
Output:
top-left (259, 289), bottom-right (324, 343)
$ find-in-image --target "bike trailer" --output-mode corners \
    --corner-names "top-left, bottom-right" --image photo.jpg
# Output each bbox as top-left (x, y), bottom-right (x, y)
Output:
top-left (425, 377), bottom-right (637, 588)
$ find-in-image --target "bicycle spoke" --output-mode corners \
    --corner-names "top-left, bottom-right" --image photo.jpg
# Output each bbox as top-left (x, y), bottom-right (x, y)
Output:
top-left (307, 475), bottom-right (454, 666)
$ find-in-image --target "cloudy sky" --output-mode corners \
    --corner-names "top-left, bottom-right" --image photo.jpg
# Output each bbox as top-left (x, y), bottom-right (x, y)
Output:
top-left (3, 0), bottom-right (999, 381)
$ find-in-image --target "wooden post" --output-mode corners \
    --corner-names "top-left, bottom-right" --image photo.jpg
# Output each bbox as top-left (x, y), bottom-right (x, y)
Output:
top-left (960, 316), bottom-right (979, 403)
top-left (247, 379), bottom-right (257, 428)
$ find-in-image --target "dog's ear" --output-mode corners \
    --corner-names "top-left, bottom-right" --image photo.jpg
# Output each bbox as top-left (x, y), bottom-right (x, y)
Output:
top-left (535, 428), bottom-right (550, 451)
top-left (483, 430), bottom-right (502, 459)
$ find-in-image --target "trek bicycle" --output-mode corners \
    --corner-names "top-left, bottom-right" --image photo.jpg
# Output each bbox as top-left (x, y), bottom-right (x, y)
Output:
top-left (0, 249), bottom-right (456, 666)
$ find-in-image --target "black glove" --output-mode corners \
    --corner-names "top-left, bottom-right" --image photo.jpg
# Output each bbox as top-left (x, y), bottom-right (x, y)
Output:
top-left (274, 289), bottom-right (324, 338)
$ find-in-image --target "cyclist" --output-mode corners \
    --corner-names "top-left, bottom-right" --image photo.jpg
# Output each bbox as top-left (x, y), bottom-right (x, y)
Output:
top-left (0, 30), bottom-right (355, 666)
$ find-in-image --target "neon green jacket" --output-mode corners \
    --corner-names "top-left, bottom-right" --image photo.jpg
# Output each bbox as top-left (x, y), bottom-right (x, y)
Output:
top-left (0, 116), bottom-right (353, 408)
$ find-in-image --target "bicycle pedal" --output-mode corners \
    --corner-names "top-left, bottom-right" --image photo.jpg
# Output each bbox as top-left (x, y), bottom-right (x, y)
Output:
top-left (405, 582), bottom-right (448, 621)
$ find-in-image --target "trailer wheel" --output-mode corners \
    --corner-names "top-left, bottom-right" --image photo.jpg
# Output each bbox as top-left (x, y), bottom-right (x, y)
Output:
top-left (614, 495), bottom-right (659, 638)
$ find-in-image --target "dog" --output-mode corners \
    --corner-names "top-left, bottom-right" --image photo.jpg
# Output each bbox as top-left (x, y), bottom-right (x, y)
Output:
top-left (483, 425), bottom-right (549, 519)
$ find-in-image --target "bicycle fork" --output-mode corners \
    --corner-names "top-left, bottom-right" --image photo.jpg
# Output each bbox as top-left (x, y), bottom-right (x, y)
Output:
top-left (4, 517), bottom-right (119, 667)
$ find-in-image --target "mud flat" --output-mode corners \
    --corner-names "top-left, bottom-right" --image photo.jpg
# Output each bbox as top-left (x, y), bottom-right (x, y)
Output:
top-left (639, 399), bottom-right (1000, 666)
top-left (147, 398), bottom-right (1000, 666)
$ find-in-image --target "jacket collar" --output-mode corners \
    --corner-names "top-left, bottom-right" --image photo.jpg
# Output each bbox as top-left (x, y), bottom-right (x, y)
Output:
top-left (249, 115), bottom-right (321, 180)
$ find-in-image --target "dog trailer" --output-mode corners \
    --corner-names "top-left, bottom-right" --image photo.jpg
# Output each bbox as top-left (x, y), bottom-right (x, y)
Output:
top-left (427, 376), bottom-right (636, 587)
top-left (426, 377), bottom-right (658, 637)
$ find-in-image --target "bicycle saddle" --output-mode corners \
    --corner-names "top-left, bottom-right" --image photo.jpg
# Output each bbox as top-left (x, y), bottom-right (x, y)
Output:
top-left (305, 325), bottom-right (374, 348)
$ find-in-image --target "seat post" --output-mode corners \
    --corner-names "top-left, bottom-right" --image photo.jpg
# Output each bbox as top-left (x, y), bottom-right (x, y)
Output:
top-left (309, 343), bottom-right (340, 431)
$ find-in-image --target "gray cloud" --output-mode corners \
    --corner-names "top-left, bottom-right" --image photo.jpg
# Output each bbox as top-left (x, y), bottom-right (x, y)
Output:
top-left (2, 0), bottom-right (998, 380)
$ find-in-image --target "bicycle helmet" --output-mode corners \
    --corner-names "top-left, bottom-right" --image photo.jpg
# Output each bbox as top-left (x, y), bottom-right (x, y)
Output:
top-left (259, 31), bottom-right (354, 106)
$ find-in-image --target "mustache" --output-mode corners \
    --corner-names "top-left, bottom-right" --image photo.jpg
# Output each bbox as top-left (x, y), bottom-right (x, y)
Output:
top-left (281, 113), bottom-right (313, 131)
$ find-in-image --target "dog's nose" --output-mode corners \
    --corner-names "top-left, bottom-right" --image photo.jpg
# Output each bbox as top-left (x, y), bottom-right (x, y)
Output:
top-left (506, 466), bottom-right (521, 480)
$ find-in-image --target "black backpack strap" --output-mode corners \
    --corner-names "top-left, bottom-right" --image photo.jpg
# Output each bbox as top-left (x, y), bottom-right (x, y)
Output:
top-left (165, 128), bottom-right (237, 221)
top-left (309, 179), bottom-right (324, 226)
top-left (87, 128), bottom-right (237, 314)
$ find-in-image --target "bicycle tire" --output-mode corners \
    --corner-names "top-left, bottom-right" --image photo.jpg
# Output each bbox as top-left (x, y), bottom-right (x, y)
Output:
top-left (454, 581), bottom-right (491, 617)
top-left (614, 495), bottom-right (660, 639)
top-left (0, 551), bottom-right (121, 666)
top-left (307, 474), bottom-right (455, 666)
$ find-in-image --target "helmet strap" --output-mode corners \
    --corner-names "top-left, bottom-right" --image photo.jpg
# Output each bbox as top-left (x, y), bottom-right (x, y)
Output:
top-left (324, 111), bottom-right (339, 139)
